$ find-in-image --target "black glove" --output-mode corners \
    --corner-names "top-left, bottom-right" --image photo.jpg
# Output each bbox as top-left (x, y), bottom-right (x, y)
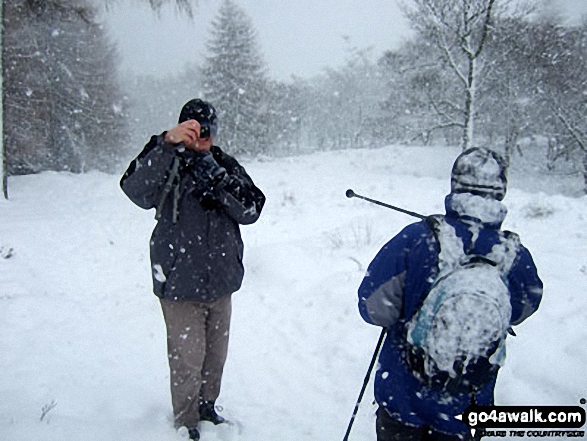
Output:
top-left (194, 151), bottom-right (227, 186)
top-left (180, 150), bottom-right (227, 187)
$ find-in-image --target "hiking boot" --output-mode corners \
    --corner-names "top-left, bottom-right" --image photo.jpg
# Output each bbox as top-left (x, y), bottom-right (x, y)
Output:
top-left (187, 426), bottom-right (200, 441)
top-left (199, 400), bottom-right (226, 425)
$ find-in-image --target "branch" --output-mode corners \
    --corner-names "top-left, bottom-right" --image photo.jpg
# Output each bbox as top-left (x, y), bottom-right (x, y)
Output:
top-left (103, 0), bottom-right (196, 18)
top-left (554, 106), bottom-right (587, 152)
top-left (426, 91), bottom-right (463, 124)
top-left (396, 61), bottom-right (442, 75)
top-left (438, 37), bottom-right (468, 87)
top-left (408, 121), bottom-right (464, 144)
top-left (473, 0), bottom-right (496, 59)
top-left (25, 0), bottom-right (95, 23)
top-left (476, 45), bottom-right (518, 89)
top-left (148, 0), bottom-right (195, 17)
top-left (416, 1), bottom-right (468, 86)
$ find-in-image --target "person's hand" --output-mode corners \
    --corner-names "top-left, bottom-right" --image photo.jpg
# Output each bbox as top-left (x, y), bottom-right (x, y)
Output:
top-left (192, 152), bottom-right (227, 186)
top-left (164, 120), bottom-right (201, 146)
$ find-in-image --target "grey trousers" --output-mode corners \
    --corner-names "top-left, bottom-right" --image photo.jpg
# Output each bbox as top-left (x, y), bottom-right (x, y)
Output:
top-left (160, 295), bottom-right (232, 428)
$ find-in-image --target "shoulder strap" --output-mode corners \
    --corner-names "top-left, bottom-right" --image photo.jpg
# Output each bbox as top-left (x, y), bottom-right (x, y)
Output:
top-left (426, 215), bottom-right (466, 273)
top-left (427, 215), bottom-right (521, 276)
top-left (155, 155), bottom-right (181, 222)
top-left (488, 230), bottom-right (521, 274)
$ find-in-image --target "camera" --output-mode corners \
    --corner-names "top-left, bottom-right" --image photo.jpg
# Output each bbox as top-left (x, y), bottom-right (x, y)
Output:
top-left (200, 125), bottom-right (211, 139)
top-left (198, 121), bottom-right (218, 140)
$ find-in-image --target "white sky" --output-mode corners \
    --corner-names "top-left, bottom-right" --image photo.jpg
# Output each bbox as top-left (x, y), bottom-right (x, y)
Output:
top-left (103, 0), bottom-right (587, 81)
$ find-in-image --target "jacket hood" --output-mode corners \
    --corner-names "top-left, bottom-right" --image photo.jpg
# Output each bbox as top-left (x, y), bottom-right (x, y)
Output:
top-left (445, 192), bottom-right (507, 227)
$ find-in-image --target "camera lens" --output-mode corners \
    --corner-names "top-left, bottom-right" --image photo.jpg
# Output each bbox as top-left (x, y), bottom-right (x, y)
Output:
top-left (200, 125), bottom-right (211, 139)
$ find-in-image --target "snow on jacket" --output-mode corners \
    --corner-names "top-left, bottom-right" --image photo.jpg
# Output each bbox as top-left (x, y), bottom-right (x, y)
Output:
top-left (358, 192), bottom-right (543, 437)
top-left (120, 134), bottom-right (265, 303)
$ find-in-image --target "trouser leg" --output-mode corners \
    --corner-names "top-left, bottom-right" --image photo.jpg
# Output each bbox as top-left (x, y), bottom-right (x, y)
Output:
top-left (160, 298), bottom-right (207, 428)
top-left (160, 296), bottom-right (232, 428)
top-left (199, 295), bottom-right (231, 403)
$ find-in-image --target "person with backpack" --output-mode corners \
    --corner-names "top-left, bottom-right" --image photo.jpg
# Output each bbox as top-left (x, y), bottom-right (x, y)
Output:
top-left (358, 147), bottom-right (543, 441)
top-left (120, 99), bottom-right (265, 441)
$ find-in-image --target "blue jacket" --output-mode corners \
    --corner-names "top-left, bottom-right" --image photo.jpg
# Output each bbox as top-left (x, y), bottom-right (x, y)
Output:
top-left (358, 193), bottom-right (543, 437)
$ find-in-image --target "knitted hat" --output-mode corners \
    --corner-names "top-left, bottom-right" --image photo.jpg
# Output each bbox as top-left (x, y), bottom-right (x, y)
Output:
top-left (451, 147), bottom-right (508, 201)
top-left (178, 99), bottom-right (218, 137)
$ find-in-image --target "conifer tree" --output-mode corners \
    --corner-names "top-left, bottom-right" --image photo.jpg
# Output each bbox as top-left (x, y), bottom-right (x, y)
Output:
top-left (1, 0), bottom-right (193, 197)
top-left (201, 0), bottom-right (268, 155)
top-left (3, 0), bottom-right (127, 175)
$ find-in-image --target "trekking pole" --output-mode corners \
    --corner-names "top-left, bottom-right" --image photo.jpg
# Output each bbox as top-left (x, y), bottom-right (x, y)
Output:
top-left (342, 190), bottom-right (424, 441)
top-left (346, 189), bottom-right (426, 220)
top-left (342, 327), bottom-right (387, 441)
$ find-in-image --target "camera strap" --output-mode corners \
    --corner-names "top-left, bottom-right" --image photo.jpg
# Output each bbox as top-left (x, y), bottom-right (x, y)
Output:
top-left (155, 156), bottom-right (181, 223)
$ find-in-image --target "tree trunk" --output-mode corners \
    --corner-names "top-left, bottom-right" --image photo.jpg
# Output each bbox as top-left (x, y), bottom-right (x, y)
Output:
top-left (462, 57), bottom-right (475, 151)
top-left (583, 150), bottom-right (587, 195)
top-left (0, 0), bottom-right (6, 199)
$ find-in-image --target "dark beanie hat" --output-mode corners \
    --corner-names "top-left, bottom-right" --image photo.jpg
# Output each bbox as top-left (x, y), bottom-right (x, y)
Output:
top-left (178, 99), bottom-right (218, 135)
top-left (451, 147), bottom-right (508, 201)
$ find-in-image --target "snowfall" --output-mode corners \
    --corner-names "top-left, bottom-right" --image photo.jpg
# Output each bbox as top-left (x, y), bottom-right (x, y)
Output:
top-left (1, 143), bottom-right (586, 441)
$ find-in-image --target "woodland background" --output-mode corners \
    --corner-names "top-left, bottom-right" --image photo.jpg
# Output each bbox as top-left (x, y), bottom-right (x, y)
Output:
top-left (1, 0), bottom-right (586, 192)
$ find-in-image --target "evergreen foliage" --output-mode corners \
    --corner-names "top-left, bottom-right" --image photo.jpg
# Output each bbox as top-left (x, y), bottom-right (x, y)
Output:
top-left (3, 0), bottom-right (128, 174)
top-left (200, 0), bottom-right (268, 155)
top-left (122, 67), bottom-right (203, 150)
top-left (3, 0), bottom-right (580, 192)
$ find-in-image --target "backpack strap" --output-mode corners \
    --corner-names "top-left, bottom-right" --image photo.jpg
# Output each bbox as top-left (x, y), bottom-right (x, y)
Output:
top-left (426, 215), bottom-right (521, 276)
top-left (489, 230), bottom-right (521, 338)
top-left (489, 230), bottom-right (521, 275)
top-left (425, 215), bottom-right (467, 273)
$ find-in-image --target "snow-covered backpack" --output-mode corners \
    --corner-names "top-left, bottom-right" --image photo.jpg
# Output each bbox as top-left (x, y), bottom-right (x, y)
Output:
top-left (405, 215), bottom-right (520, 392)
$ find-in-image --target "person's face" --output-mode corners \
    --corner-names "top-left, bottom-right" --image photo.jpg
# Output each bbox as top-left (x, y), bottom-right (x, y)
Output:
top-left (185, 121), bottom-right (215, 152)
top-left (186, 136), bottom-right (214, 152)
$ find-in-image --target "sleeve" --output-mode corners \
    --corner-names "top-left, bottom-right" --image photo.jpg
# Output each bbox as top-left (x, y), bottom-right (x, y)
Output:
top-left (358, 225), bottom-right (415, 328)
top-left (119, 134), bottom-right (177, 210)
top-left (211, 151), bottom-right (266, 225)
top-left (508, 245), bottom-right (543, 326)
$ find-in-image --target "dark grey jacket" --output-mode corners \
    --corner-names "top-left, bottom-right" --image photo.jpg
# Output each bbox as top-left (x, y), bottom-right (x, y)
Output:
top-left (120, 134), bottom-right (265, 302)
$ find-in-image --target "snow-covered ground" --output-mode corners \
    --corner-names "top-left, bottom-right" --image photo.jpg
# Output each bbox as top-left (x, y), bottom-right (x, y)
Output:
top-left (1, 144), bottom-right (586, 441)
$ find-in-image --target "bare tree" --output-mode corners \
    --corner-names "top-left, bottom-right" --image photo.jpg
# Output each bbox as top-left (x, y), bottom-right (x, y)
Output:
top-left (527, 19), bottom-right (587, 192)
top-left (403, 0), bottom-right (497, 150)
top-left (379, 36), bottom-right (463, 146)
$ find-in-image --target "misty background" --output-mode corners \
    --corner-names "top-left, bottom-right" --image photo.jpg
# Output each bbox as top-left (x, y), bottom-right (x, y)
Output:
top-left (3, 0), bottom-right (587, 194)
top-left (1, 3), bottom-right (586, 439)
